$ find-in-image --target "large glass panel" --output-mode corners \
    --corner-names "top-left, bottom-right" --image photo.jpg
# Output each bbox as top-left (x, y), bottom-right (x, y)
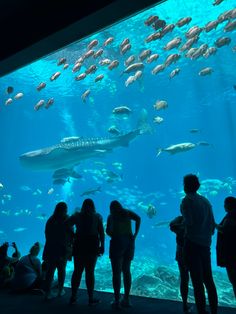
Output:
top-left (0, 0), bottom-right (235, 307)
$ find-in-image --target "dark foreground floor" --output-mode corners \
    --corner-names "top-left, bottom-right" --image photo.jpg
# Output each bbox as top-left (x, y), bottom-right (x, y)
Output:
top-left (1, 288), bottom-right (235, 314)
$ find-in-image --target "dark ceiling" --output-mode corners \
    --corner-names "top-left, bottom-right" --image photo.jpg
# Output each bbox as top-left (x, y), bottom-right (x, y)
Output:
top-left (0, 0), bottom-right (164, 77)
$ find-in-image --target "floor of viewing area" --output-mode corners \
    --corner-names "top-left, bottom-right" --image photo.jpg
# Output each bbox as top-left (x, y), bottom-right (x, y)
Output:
top-left (1, 288), bottom-right (235, 314)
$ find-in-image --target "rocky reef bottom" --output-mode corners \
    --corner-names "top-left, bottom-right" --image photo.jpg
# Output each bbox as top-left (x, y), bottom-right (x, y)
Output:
top-left (64, 255), bottom-right (236, 308)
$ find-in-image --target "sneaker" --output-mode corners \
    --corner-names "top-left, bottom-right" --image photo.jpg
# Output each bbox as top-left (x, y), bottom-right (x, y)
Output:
top-left (120, 298), bottom-right (132, 308)
top-left (111, 300), bottom-right (122, 310)
top-left (58, 289), bottom-right (66, 297)
top-left (88, 298), bottom-right (101, 306)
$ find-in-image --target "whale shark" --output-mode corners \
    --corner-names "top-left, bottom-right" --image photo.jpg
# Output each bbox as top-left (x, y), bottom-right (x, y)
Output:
top-left (19, 129), bottom-right (142, 172)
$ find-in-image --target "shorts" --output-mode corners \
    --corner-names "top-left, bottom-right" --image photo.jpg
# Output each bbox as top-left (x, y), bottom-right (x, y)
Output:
top-left (109, 235), bottom-right (135, 260)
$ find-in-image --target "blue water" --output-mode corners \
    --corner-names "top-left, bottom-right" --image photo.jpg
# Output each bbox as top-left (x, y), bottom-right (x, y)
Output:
top-left (0, 0), bottom-right (236, 306)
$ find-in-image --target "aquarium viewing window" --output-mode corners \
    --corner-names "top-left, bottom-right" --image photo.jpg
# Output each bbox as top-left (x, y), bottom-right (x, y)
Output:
top-left (0, 0), bottom-right (236, 307)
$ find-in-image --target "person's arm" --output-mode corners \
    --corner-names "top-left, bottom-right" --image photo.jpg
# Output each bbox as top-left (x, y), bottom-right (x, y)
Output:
top-left (98, 215), bottom-right (105, 255)
top-left (106, 215), bottom-right (113, 237)
top-left (66, 214), bottom-right (77, 228)
top-left (169, 216), bottom-right (183, 233)
top-left (129, 210), bottom-right (141, 239)
top-left (181, 198), bottom-right (193, 226)
top-left (12, 242), bottom-right (21, 259)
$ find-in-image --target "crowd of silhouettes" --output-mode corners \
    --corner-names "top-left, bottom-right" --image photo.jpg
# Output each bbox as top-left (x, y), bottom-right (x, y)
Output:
top-left (0, 174), bottom-right (236, 314)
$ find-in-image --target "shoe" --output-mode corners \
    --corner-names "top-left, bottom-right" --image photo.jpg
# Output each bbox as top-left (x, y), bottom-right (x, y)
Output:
top-left (111, 300), bottom-right (122, 310)
top-left (69, 295), bottom-right (77, 305)
top-left (88, 298), bottom-right (101, 306)
top-left (120, 298), bottom-right (132, 308)
top-left (58, 289), bottom-right (66, 297)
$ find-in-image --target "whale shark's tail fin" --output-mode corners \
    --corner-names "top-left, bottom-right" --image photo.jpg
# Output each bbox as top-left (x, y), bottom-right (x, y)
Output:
top-left (136, 108), bottom-right (153, 134)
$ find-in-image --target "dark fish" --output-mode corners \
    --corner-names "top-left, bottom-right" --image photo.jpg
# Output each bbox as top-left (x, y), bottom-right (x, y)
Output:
top-left (144, 15), bottom-right (159, 26)
top-left (152, 19), bottom-right (166, 30)
top-left (57, 57), bottom-right (66, 66)
top-left (80, 186), bottom-right (101, 197)
top-left (233, 85), bottom-right (236, 90)
top-left (6, 86), bottom-right (14, 94)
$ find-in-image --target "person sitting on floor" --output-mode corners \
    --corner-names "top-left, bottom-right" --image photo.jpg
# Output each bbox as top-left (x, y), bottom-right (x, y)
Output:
top-left (0, 242), bottom-right (21, 288)
top-left (11, 242), bottom-right (42, 293)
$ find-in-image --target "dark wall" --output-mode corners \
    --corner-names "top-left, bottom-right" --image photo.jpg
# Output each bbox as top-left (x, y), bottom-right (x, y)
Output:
top-left (0, 0), bottom-right (164, 77)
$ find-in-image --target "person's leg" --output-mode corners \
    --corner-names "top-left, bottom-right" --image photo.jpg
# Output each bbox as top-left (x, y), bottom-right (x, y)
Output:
top-left (70, 257), bottom-right (85, 301)
top-left (111, 257), bottom-right (123, 303)
top-left (44, 262), bottom-right (57, 298)
top-left (184, 241), bottom-right (206, 314)
top-left (178, 260), bottom-right (190, 312)
top-left (226, 265), bottom-right (236, 298)
top-left (57, 260), bottom-right (67, 296)
top-left (85, 255), bottom-right (98, 303)
top-left (122, 258), bottom-right (132, 301)
top-left (202, 247), bottom-right (218, 314)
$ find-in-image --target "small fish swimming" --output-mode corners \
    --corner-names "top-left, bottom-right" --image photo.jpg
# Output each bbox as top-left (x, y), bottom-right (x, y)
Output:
top-left (80, 186), bottom-right (101, 197)
top-left (112, 106), bottom-right (132, 115)
top-left (199, 67), bottom-right (213, 76)
top-left (14, 93), bottom-right (24, 100)
top-left (13, 227), bottom-right (27, 232)
top-left (81, 90), bottom-right (90, 102)
top-left (153, 100), bottom-right (168, 110)
top-left (36, 82), bottom-right (46, 91)
top-left (6, 86), bottom-right (14, 94)
top-left (157, 142), bottom-right (197, 156)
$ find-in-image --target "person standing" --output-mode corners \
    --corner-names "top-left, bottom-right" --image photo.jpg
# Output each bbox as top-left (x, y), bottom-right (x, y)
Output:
top-left (170, 216), bottom-right (192, 313)
top-left (216, 196), bottom-right (236, 298)
top-left (69, 198), bottom-right (104, 305)
top-left (43, 201), bottom-right (73, 299)
top-left (181, 174), bottom-right (218, 314)
top-left (106, 200), bottom-right (141, 309)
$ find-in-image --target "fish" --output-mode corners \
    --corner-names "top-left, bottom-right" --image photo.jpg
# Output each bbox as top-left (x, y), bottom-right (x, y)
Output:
top-left (72, 62), bottom-right (82, 73)
top-left (108, 126), bottom-right (121, 135)
top-left (205, 20), bottom-right (219, 33)
top-left (20, 185), bottom-right (31, 191)
top-left (179, 36), bottom-right (199, 51)
top-left (50, 72), bottom-right (61, 81)
top-left (85, 65), bottom-right (97, 75)
top-left (199, 67), bottom-right (213, 76)
top-left (113, 106), bottom-right (132, 115)
top-left (169, 68), bottom-right (180, 79)
top-left (215, 37), bottom-right (231, 48)
top-left (104, 37), bottom-right (114, 46)
top-left (83, 49), bottom-right (95, 59)
top-left (5, 98), bottom-right (13, 106)
top-left (164, 37), bottom-right (182, 50)
top-left (152, 19), bottom-right (166, 31)
top-left (157, 142), bottom-right (197, 156)
top-left (145, 31), bottom-right (162, 43)
top-left (120, 38), bottom-right (130, 48)
top-left (63, 64), bottom-right (69, 70)
top-left (81, 90), bottom-right (90, 102)
top-left (0, 183), bottom-right (4, 189)
top-left (213, 0), bottom-right (224, 5)
top-left (80, 186), bottom-right (101, 197)
top-left (14, 93), bottom-right (24, 100)
top-left (95, 74), bottom-right (104, 82)
top-left (146, 54), bottom-right (159, 63)
top-left (99, 58), bottom-right (111, 66)
top-left (108, 60), bottom-right (119, 70)
top-left (120, 43), bottom-right (131, 55)
top-left (87, 39), bottom-right (99, 50)
top-left (203, 47), bottom-right (217, 58)
top-left (160, 24), bottom-right (175, 36)
top-left (176, 17), bottom-right (192, 27)
top-left (197, 141), bottom-right (211, 146)
top-left (45, 98), bottom-right (54, 109)
top-left (224, 20), bottom-right (236, 32)
top-left (124, 55), bottom-right (136, 67)
top-left (144, 15), bottom-right (159, 26)
top-left (57, 57), bottom-right (66, 66)
top-left (185, 26), bottom-right (203, 38)
top-left (153, 116), bottom-right (164, 124)
top-left (154, 221), bottom-right (170, 228)
top-left (125, 75), bottom-right (136, 87)
top-left (36, 82), bottom-right (46, 91)
top-left (139, 49), bottom-right (151, 61)
top-left (190, 128), bottom-right (200, 133)
top-left (6, 86), bottom-right (14, 94)
top-left (164, 54), bottom-right (181, 67)
top-left (75, 73), bottom-right (86, 81)
top-left (13, 227), bottom-right (27, 232)
top-left (19, 129), bottom-right (142, 171)
top-left (151, 64), bottom-right (165, 75)
top-left (34, 100), bottom-right (45, 111)
top-left (153, 100), bottom-right (168, 110)
top-left (47, 188), bottom-right (54, 195)
top-left (93, 48), bottom-right (104, 58)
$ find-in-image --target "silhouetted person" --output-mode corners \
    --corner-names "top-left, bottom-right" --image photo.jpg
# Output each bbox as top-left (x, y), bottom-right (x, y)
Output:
top-left (181, 174), bottom-right (218, 314)
top-left (170, 216), bottom-right (192, 313)
top-left (106, 200), bottom-right (141, 309)
top-left (68, 198), bottom-right (104, 305)
top-left (0, 242), bottom-right (21, 288)
top-left (216, 196), bottom-right (236, 298)
top-left (43, 201), bottom-right (73, 299)
top-left (11, 242), bottom-right (42, 292)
